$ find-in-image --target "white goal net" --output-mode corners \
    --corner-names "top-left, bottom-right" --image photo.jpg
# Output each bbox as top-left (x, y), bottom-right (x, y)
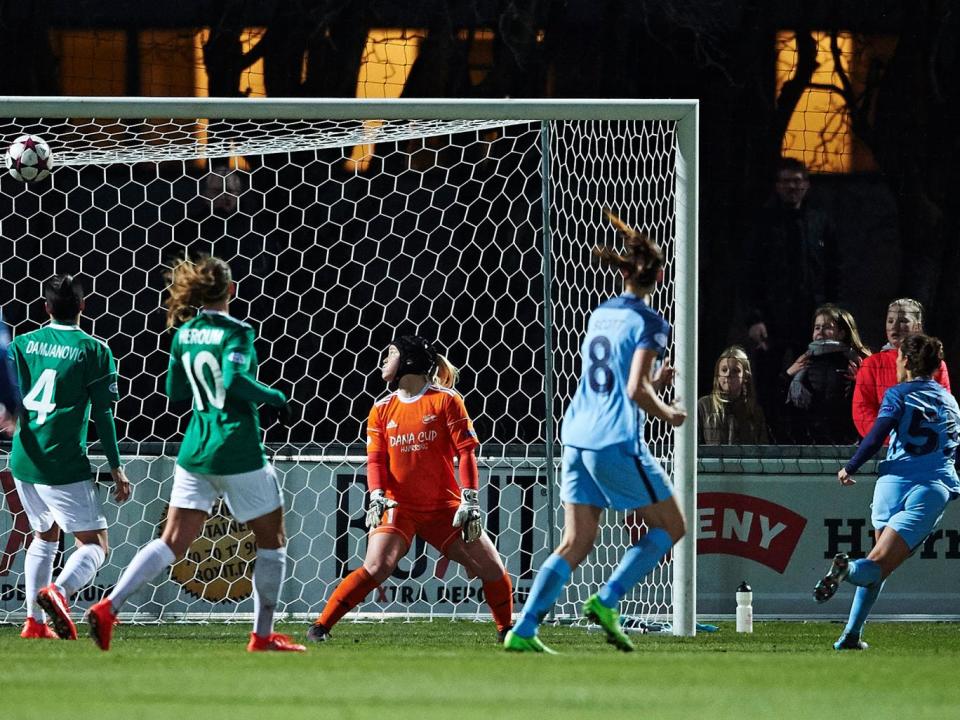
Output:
top-left (0, 98), bottom-right (697, 634)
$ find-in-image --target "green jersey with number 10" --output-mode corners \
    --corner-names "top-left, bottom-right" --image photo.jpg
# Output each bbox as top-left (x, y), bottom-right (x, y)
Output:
top-left (9, 323), bottom-right (120, 485)
top-left (167, 310), bottom-right (286, 475)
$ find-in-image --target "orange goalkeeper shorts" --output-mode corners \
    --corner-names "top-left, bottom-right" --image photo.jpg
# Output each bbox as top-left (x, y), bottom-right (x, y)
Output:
top-left (372, 501), bottom-right (461, 552)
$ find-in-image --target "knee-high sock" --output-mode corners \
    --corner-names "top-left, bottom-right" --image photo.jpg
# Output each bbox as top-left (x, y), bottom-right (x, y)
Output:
top-left (252, 547), bottom-right (287, 638)
top-left (597, 528), bottom-right (673, 608)
top-left (513, 554), bottom-right (571, 638)
top-left (24, 539), bottom-right (58, 621)
top-left (107, 539), bottom-right (176, 610)
top-left (56, 544), bottom-right (106, 599)
top-left (482, 571), bottom-right (514, 632)
top-left (317, 567), bottom-right (379, 630)
top-left (844, 581), bottom-right (885, 637)
top-left (846, 558), bottom-right (882, 587)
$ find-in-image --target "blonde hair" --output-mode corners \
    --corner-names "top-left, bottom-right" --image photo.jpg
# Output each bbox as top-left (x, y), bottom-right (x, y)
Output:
top-left (432, 354), bottom-right (459, 389)
top-left (814, 304), bottom-right (872, 359)
top-left (887, 297), bottom-right (924, 327)
top-left (707, 346), bottom-right (761, 416)
top-left (593, 209), bottom-right (664, 291)
top-left (164, 255), bottom-right (232, 329)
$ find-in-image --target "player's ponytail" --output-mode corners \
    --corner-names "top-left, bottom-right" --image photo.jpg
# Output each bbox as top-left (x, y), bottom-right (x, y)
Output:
top-left (44, 274), bottom-right (84, 322)
top-left (432, 354), bottom-right (459, 389)
top-left (593, 209), bottom-right (664, 291)
top-left (164, 255), bottom-right (232, 329)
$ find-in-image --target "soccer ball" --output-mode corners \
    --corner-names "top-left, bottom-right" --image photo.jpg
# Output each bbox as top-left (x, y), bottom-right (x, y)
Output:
top-left (5, 135), bottom-right (54, 183)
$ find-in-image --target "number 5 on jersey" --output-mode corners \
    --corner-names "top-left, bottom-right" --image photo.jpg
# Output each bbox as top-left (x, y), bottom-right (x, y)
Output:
top-left (23, 368), bottom-right (58, 424)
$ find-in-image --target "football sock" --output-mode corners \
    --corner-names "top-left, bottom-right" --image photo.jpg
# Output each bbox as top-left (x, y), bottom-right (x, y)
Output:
top-left (56, 543), bottom-right (106, 599)
top-left (24, 539), bottom-right (58, 621)
top-left (252, 547), bottom-right (287, 638)
top-left (482, 571), bottom-right (514, 632)
top-left (317, 567), bottom-right (379, 630)
top-left (513, 554), bottom-right (571, 638)
top-left (597, 528), bottom-right (673, 608)
top-left (846, 558), bottom-right (882, 587)
top-left (107, 539), bottom-right (176, 610)
top-left (844, 581), bottom-right (885, 637)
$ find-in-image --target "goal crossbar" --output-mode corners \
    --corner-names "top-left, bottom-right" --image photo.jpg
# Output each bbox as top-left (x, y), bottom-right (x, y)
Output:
top-left (0, 96), bottom-right (698, 122)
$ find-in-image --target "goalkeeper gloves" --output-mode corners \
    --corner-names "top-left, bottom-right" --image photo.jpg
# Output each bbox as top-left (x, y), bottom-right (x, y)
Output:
top-left (365, 489), bottom-right (398, 529)
top-left (452, 489), bottom-right (483, 542)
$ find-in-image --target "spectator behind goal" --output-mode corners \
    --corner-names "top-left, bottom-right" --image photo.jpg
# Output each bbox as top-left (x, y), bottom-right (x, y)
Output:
top-left (697, 345), bottom-right (768, 445)
top-left (740, 157), bottom-right (839, 442)
top-left (783, 304), bottom-right (870, 445)
top-left (853, 298), bottom-right (950, 438)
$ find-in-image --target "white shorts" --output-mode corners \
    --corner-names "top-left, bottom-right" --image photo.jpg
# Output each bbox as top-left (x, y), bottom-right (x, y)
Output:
top-left (169, 464), bottom-right (283, 523)
top-left (14, 478), bottom-right (108, 534)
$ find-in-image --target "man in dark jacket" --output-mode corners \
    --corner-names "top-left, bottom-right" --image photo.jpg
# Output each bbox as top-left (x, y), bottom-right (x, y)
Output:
top-left (742, 157), bottom-right (839, 441)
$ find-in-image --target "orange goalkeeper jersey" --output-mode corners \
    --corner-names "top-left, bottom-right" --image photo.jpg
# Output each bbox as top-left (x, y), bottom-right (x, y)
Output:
top-left (367, 384), bottom-right (480, 512)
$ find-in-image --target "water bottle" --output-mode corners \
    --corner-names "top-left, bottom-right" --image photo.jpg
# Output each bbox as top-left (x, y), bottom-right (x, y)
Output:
top-left (736, 581), bottom-right (753, 633)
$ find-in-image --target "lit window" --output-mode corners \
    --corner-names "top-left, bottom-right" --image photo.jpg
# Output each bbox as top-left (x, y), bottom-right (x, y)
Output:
top-left (192, 28), bottom-right (267, 99)
top-left (776, 31), bottom-right (855, 173)
top-left (345, 29), bottom-right (425, 173)
top-left (50, 30), bottom-right (127, 96)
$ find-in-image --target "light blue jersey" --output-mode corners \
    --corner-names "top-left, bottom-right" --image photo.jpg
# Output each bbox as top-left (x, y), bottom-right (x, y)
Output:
top-left (561, 292), bottom-right (670, 455)
top-left (876, 379), bottom-right (960, 490)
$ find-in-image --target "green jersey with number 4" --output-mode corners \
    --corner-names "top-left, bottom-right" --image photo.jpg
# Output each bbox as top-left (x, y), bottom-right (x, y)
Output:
top-left (167, 310), bottom-right (286, 475)
top-left (10, 323), bottom-right (122, 485)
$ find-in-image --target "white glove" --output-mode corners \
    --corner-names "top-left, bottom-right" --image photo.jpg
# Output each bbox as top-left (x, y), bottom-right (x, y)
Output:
top-left (452, 489), bottom-right (483, 542)
top-left (365, 489), bottom-right (398, 529)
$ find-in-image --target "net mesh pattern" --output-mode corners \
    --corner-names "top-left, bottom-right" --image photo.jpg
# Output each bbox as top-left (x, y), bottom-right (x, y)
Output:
top-left (0, 114), bottom-right (679, 624)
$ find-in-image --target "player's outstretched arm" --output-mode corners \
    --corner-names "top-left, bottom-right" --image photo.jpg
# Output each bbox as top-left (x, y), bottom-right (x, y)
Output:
top-left (841, 415), bottom-right (896, 483)
top-left (88, 346), bottom-right (124, 485)
top-left (221, 328), bottom-right (286, 407)
top-left (164, 348), bottom-right (193, 403)
top-left (89, 401), bottom-right (123, 471)
top-left (627, 348), bottom-right (686, 427)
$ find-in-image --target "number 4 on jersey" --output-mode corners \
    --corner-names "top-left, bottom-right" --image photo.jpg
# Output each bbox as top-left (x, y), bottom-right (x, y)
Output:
top-left (23, 368), bottom-right (57, 424)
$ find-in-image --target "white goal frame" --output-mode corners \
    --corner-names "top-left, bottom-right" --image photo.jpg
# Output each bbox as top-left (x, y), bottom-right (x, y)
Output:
top-left (0, 96), bottom-right (698, 637)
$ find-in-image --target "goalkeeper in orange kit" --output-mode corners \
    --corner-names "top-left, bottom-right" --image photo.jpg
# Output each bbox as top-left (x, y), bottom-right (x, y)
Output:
top-left (306, 335), bottom-right (514, 642)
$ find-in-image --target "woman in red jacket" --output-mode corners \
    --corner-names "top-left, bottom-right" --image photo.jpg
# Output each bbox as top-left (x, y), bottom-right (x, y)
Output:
top-left (852, 298), bottom-right (950, 437)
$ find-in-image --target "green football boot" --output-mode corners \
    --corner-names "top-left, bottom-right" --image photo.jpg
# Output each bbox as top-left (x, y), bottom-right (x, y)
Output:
top-left (502, 629), bottom-right (557, 654)
top-left (583, 594), bottom-right (635, 652)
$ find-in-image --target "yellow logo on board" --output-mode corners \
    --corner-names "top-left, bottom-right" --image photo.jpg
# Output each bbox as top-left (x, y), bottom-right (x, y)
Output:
top-left (160, 500), bottom-right (256, 603)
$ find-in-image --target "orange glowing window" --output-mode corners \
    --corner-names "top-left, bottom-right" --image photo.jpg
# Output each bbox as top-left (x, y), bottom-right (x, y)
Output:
top-left (345, 29), bottom-right (425, 173)
top-left (776, 31), bottom-right (855, 173)
top-left (192, 28), bottom-right (268, 98)
top-left (50, 30), bottom-right (127, 96)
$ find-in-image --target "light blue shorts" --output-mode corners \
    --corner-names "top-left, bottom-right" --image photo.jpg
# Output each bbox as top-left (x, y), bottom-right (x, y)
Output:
top-left (871, 475), bottom-right (954, 551)
top-left (560, 442), bottom-right (672, 511)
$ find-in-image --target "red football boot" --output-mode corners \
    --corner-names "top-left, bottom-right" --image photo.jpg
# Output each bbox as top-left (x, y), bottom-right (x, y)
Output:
top-left (35, 585), bottom-right (78, 640)
top-left (87, 598), bottom-right (119, 651)
top-left (247, 632), bottom-right (306, 652)
top-left (20, 617), bottom-right (58, 639)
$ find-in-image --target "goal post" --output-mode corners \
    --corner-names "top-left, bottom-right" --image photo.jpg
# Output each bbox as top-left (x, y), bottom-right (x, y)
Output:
top-left (0, 97), bottom-right (698, 636)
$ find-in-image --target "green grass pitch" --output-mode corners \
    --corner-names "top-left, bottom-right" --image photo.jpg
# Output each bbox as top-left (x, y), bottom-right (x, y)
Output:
top-left (1, 620), bottom-right (958, 720)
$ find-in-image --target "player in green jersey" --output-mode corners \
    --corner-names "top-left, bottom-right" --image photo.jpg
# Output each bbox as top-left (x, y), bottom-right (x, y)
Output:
top-left (10, 275), bottom-right (130, 641)
top-left (87, 256), bottom-right (303, 652)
